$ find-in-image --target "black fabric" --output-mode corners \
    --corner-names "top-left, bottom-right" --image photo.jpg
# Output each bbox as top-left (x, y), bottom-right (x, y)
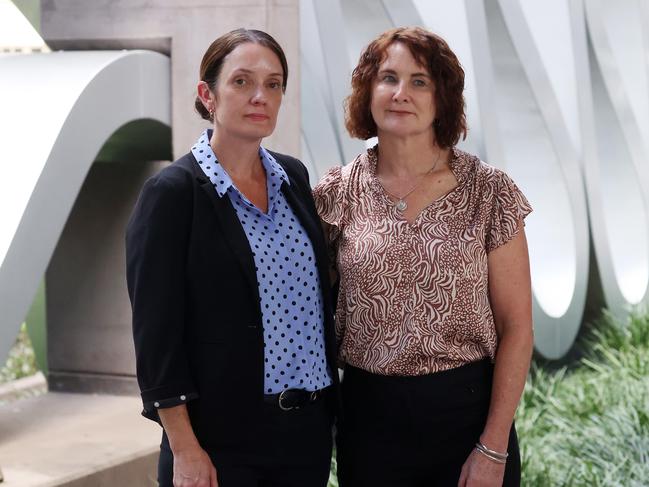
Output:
top-left (158, 400), bottom-right (333, 487)
top-left (125, 151), bottom-right (339, 451)
top-left (336, 361), bottom-right (521, 487)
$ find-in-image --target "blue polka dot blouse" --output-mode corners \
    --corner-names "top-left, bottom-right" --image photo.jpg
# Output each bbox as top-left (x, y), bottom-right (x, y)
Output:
top-left (192, 130), bottom-right (333, 394)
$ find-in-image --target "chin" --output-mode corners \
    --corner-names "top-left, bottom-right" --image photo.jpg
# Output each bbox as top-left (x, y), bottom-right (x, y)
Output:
top-left (253, 121), bottom-right (277, 135)
top-left (378, 126), bottom-right (419, 138)
top-left (236, 125), bottom-right (275, 141)
top-left (241, 131), bottom-right (274, 142)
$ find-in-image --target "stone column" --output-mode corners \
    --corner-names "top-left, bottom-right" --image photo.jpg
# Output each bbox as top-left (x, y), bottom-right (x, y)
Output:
top-left (46, 159), bottom-right (169, 394)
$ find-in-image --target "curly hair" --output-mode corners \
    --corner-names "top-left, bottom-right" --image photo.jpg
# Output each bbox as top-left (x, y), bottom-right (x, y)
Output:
top-left (345, 26), bottom-right (467, 149)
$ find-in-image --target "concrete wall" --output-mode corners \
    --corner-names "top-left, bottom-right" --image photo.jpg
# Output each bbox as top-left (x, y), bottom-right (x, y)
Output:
top-left (46, 160), bottom-right (168, 394)
top-left (40, 0), bottom-right (301, 159)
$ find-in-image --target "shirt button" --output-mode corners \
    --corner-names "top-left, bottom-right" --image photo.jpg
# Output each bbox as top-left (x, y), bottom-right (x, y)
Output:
top-left (180, 395), bottom-right (186, 401)
top-left (154, 402), bottom-right (160, 408)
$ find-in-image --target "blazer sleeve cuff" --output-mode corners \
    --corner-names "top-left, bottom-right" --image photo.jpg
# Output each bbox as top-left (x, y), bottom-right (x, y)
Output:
top-left (140, 384), bottom-right (199, 422)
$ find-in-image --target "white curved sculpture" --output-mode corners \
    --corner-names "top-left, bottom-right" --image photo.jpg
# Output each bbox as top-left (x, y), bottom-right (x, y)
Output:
top-left (489, 0), bottom-right (590, 358)
top-left (582, 0), bottom-right (649, 317)
top-left (0, 50), bottom-right (171, 365)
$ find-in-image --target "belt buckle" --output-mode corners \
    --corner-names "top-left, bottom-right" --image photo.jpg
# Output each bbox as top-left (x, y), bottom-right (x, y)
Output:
top-left (278, 389), bottom-right (296, 411)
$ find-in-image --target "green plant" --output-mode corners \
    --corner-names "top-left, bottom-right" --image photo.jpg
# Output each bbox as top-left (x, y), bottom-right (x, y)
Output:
top-left (517, 310), bottom-right (649, 486)
top-left (0, 323), bottom-right (38, 383)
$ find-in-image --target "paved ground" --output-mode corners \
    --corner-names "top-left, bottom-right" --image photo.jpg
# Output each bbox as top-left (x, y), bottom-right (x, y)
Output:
top-left (0, 384), bottom-right (161, 486)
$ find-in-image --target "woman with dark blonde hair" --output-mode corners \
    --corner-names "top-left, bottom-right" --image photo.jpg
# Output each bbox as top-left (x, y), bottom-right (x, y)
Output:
top-left (314, 26), bottom-right (533, 486)
top-left (127, 28), bottom-right (337, 487)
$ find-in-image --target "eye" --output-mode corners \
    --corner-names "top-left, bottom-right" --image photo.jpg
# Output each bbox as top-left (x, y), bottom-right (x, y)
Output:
top-left (234, 78), bottom-right (247, 87)
top-left (268, 80), bottom-right (282, 90)
top-left (413, 78), bottom-right (428, 87)
top-left (381, 74), bottom-right (397, 83)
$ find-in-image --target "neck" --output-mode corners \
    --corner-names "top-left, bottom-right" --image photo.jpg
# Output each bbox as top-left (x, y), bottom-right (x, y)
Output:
top-left (376, 130), bottom-right (447, 178)
top-left (209, 128), bottom-right (264, 180)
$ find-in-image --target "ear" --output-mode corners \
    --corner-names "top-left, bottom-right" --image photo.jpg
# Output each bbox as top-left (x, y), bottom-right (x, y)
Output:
top-left (197, 81), bottom-right (215, 112)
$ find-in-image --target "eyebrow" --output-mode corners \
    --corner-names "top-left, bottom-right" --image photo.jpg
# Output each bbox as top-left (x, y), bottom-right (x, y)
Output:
top-left (231, 68), bottom-right (283, 77)
top-left (378, 69), bottom-right (431, 78)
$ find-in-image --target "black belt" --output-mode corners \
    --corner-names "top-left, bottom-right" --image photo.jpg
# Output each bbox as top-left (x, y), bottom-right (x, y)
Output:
top-left (263, 387), bottom-right (329, 411)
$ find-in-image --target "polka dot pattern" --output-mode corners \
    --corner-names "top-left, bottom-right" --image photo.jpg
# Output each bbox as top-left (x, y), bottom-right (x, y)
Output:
top-left (192, 130), bottom-right (333, 394)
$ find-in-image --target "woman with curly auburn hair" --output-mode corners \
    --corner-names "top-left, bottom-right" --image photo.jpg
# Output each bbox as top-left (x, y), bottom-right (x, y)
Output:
top-left (313, 26), bottom-right (533, 486)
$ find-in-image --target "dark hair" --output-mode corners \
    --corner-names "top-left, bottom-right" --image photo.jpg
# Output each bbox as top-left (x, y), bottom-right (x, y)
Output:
top-left (194, 28), bottom-right (289, 122)
top-left (345, 26), bottom-right (467, 149)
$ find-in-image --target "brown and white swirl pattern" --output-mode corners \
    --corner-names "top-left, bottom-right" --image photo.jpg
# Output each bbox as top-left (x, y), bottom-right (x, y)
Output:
top-left (313, 146), bottom-right (532, 376)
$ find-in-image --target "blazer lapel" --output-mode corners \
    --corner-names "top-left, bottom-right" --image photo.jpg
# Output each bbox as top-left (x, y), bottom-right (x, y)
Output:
top-left (195, 172), bottom-right (261, 305)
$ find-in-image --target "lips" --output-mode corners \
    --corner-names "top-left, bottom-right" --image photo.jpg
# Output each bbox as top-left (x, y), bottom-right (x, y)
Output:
top-left (245, 113), bottom-right (270, 121)
top-left (388, 110), bottom-right (414, 115)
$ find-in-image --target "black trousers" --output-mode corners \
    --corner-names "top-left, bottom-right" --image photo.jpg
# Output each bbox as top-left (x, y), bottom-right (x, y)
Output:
top-left (158, 399), bottom-right (333, 487)
top-left (336, 360), bottom-right (521, 487)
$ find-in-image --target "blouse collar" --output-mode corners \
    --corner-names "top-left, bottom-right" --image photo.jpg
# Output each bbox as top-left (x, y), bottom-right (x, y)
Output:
top-left (191, 129), bottom-right (289, 199)
top-left (360, 144), bottom-right (473, 190)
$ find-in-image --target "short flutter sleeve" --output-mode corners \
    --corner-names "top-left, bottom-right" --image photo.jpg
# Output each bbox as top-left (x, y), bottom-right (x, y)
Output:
top-left (313, 165), bottom-right (345, 248)
top-left (486, 170), bottom-right (533, 253)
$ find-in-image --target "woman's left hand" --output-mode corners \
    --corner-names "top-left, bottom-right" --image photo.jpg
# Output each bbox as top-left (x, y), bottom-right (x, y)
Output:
top-left (458, 448), bottom-right (506, 487)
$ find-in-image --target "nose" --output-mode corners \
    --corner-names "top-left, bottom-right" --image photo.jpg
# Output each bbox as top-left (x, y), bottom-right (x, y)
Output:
top-left (392, 81), bottom-right (410, 103)
top-left (251, 86), bottom-right (267, 105)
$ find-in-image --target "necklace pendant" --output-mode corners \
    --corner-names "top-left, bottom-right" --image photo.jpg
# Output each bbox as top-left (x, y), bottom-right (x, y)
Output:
top-left (395, 199), bottom-right (408, 212)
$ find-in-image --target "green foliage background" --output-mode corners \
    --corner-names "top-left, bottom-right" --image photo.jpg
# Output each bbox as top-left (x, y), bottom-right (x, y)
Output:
top-left (516, 312), bottom-right (649, 486)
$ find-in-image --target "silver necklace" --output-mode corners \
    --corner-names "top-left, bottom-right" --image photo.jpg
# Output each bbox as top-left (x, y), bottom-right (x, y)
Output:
top-left (379, 150), bottom-right (443, 212)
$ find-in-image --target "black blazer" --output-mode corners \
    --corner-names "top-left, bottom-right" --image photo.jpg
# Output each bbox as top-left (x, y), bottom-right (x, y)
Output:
top-left (125, 151), bottom-right (338, 452)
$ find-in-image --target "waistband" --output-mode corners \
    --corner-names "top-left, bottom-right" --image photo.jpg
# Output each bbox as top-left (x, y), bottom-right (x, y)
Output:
top-left (263, 386), bottom-right (331, 411)
top-left (343, 359), bottom-right (493, 388)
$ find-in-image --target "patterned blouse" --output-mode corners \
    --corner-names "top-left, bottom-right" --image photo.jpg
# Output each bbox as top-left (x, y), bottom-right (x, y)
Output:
top-left (313, 146), bottom-right (532, 376)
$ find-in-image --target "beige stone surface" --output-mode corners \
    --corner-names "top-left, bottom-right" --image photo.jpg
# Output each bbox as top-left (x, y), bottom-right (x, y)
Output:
top-left (0, 372), bottom-right (46, 405)
top-left (0, 392), bottom-right (160, 486)
top-left (40, 0), bottom-right (301, 159)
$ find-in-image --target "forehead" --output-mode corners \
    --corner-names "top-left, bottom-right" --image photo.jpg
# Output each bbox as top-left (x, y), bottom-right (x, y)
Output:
top-left (221, 43), bottom-right (283, 74)
top-left (379, 42), bottom-right (429, 73)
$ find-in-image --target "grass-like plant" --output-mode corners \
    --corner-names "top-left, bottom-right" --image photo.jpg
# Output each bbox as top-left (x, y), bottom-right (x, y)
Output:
top-left (517, 311), bottom-right (649, 486)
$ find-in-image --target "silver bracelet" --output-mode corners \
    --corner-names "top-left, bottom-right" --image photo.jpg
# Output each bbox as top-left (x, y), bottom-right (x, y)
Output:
top-left (474, 446), bottom-right (507, 464)
top-left (475, 442), bottom-right (508, 464)
top-left (476, 441), bottom-right (508, 459)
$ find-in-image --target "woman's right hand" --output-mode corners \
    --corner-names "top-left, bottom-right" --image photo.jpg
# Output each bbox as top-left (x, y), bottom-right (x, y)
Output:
top-left (172, 445), bottom-right (218, 487)
top-left (157, 404), bottom-right (217, 486)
